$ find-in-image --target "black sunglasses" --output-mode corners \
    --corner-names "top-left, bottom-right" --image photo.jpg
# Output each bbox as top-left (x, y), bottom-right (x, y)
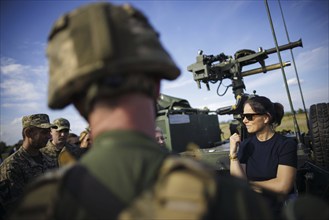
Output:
top-left (241, 113), bottom-right (265, 121)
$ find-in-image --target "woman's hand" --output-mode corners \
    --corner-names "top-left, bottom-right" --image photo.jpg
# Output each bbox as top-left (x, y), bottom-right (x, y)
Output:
top-left (229, 133), bottom-right (240, 155)
top-left (229, 132), bottom-right (247, 179)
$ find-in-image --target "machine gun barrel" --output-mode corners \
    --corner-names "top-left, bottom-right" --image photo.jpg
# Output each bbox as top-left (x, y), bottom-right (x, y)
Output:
top-left (265, 38), bottom-right (303, 55)
top-left (241, 61), bottom-right (291, 77)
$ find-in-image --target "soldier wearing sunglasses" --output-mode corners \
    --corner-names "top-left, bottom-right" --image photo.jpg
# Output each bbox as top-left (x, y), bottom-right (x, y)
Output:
top-left (229, 96), bottom-right (297, 215)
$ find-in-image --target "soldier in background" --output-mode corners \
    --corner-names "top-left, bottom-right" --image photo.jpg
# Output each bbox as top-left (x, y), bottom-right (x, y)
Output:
top-left (0, 114), bottom-right (56, 217)
top-left (10, 3), bottom-right (273, 220)
top-left (155, 126), bottom-right (169, 152)
top-left (155, 126), bottom-right (166, 148)
top-left (41, 118), bottom-right (81, 167)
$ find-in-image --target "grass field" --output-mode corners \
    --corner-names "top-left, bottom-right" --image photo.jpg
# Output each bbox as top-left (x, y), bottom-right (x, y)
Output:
top-left (219, 113), bottom-right (308, 140)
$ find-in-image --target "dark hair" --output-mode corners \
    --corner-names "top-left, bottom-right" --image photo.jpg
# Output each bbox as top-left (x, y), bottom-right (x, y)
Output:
top-left (68, 133), bottom-right (78, 138)
top-left (244, 96), bottom-right (284, 126)
top-left (67, 133), bottom-right (80, 145)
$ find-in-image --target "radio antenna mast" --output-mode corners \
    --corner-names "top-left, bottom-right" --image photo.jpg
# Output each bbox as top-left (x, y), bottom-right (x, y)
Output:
top-left (264, 0), bottom-right (303, 145)
top-left (278, 0), bottom-right (310, 130)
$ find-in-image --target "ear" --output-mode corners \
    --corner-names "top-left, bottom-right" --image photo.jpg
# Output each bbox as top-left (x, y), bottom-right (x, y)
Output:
top-left (264, 114), bottom-right (271, 124)
top-left (24, 127), bottom-right (34, 138)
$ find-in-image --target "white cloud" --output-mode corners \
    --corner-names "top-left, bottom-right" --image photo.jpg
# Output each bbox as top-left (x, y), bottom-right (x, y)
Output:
top-left (0, 63), bottom-right (28, 75)
top-left (1, 102), bottom-right (42, 111)
top-left (287, 77), bottom-right (304, 86)
top-left (0, 58), bottom-right (47, 78)
top-left (162, 78), bottom-right (194, 90)
top-left (0, 79), bottom-right (42, 101)
top-left (0, 57), bottom-right (48, 110)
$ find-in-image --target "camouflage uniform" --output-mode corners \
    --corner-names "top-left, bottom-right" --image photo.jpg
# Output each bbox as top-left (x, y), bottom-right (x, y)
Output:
top-left (0, 114), bottom-right (56, 215)
top-left (0, 147), bottom-right (57, 210)
top-left (41, 118), bottom-right (82, 167)
top-left (41, 140), bottom-right (81, 167)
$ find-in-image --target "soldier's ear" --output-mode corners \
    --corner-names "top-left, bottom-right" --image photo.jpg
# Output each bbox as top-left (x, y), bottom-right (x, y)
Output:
top-left (24, 127), bottom-right (34, 138)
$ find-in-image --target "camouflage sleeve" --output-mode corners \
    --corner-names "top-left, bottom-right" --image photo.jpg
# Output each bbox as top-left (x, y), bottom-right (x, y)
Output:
top-left (0, 159), bottom-right (25, 211)
top-left (0, 163), bottom-right (10, 205)
top-left (42, 153), bottom-right (59, 169)
top-left (8, 165), bottom-right (77, 220)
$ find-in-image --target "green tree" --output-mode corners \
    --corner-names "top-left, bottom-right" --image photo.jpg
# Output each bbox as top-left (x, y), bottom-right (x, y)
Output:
top-left (297, 108), bottom-right (304, 114)
top-left (285, 112), bottom-right (293, 116)
top-left (0, 141), bottom-right (6, 153)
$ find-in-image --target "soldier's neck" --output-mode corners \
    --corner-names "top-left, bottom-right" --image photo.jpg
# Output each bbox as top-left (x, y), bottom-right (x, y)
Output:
top-left (89, 93), bottom-right (156, 140)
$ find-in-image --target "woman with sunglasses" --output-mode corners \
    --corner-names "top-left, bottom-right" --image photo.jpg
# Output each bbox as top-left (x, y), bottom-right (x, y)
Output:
top-left (229, 96), bottom-right (297, 214)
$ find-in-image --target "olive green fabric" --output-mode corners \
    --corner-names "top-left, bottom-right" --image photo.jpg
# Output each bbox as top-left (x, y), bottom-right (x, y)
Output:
top-left (119, 156), bottom-right (217, 219)
top-left (79, 130), bottom-right (169, 204)
top-left (118, 156), bottom-right (274, 220)
top-left (47, 2), bottom-right (180, 109)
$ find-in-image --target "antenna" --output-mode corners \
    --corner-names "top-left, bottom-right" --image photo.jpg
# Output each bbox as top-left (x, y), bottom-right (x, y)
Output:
top-left (264, 0), bottom-right (303, 145)
top-left (278, 0), bottom-right (310, 130)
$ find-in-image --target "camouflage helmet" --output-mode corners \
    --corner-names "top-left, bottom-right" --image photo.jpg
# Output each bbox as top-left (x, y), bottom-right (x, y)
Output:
top-left (47, 2), bottom-right (180, 109)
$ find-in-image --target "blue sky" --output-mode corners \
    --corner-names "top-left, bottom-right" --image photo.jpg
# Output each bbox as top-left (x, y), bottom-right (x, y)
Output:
top-left (1, 0), bottom-right (328, 145)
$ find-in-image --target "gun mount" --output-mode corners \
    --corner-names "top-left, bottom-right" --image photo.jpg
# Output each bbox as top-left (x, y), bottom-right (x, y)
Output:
top-left (187, 39), bottom-right (303, 116)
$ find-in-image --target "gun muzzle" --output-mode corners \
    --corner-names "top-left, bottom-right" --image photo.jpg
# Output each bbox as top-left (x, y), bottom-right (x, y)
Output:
top-left (265, 39), bottom-right (303, 55)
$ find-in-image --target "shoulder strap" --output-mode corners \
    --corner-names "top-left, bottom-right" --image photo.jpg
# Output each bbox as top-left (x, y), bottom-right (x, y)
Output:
top-left (119, 155), bottom-right (217, 220)
top-left (60, 164), bottom-right (126, 219)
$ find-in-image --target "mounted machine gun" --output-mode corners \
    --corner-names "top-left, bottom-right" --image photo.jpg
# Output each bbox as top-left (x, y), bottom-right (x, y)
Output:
top-left (187, 39), bottom-right (302, 117)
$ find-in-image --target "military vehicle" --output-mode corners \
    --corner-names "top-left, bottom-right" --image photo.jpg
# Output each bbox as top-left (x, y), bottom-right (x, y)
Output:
top-left (156, 38), bottom-right (329, 200)
top-left (156, 94), bottom-right (222, 152)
